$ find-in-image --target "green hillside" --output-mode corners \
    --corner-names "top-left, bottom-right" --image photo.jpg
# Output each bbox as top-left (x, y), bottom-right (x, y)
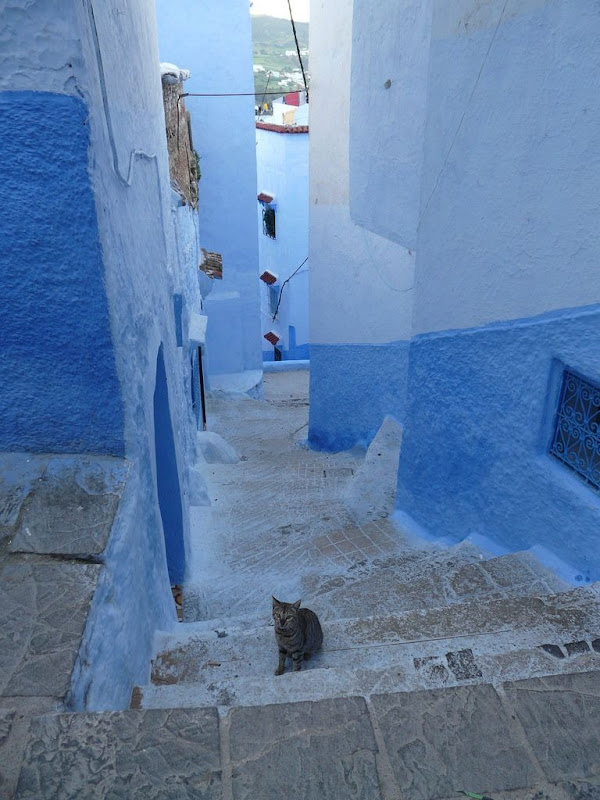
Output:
top-left (252, 15), bottom-right (309, 102)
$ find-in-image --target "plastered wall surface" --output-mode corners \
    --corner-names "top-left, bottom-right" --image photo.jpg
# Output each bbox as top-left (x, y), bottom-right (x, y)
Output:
top-left (256, 128), bottom-right (309, 359)
top-left (308, 0), bottom-right (416, 449)
top-left (413, 0), bottom-right (600, 335)
top-left (396, 305), bottom-right (600, 582)
top-left (156, 0), bottom-right (262, 376)
top-left (1, 0), bottom-right (207, 709)
top-left (395, 0), bottom-right (600, 580)
top-left (349, 0), bottom-right (433, 250)
top-left (309, 0), bottom-right (600, 581)
top-left (0, 91), bottom-right (125, 454)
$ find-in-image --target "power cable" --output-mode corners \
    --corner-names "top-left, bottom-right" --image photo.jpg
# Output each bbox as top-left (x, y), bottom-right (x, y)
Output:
top-left (260, 71), bottom-right (272, 109)
top-left (181, 91), bottom-right (297, 98)
top-left (417, 0), bottom-right (509, 231)
top-left (272, 257), bottom-right (308, 321)
top-left (286, 0), bottom-right (309, 102)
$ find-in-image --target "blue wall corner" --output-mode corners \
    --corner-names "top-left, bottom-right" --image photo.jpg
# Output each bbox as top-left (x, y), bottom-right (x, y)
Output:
top-left (0, 91), bottom-right (124, 454)
top-left (395, 306), bottom-right (600, 581)
top-left (308, 342), bottom-right (409, 452)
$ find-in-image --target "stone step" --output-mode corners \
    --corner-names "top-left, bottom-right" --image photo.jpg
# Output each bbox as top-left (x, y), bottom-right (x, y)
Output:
top-left (182, 519), bottom-right (483, 623)
top-left (16, 671), bottom-right (600, 800)
top-left (184, 539), bottom-right (570, 627)
top-left (135, 585), bottom-right (600, 710)
top-left (303, 548), bottom-right (571, 620)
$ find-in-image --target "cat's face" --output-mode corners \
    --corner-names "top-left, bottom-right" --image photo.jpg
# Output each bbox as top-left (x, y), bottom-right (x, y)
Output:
top-left (272, 597), bottom-right (301, 633)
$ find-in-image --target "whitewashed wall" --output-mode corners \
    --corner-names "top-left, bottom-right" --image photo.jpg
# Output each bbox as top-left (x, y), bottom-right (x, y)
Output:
top-left (256, 127), bottom-right (309, 359)
top-left (156, 0), bottom-right (262, 378)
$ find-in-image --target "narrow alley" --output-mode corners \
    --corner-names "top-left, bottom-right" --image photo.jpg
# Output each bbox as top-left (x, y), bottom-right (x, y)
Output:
top-left (4, 0), bottom-right (600, 797)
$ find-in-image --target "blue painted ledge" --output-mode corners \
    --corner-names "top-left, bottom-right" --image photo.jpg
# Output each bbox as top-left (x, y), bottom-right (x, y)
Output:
top-left (263, 359), bottom-right (309, 373)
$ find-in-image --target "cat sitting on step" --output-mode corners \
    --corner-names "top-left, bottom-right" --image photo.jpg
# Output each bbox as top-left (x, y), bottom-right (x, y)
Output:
top-left (272, 597), bottom-right (323, 675)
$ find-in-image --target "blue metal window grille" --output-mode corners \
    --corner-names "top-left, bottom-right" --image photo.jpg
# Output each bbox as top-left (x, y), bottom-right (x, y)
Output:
top-left (550, 370), bottom-right (600, 490)
top-left (268, 285), bottom-right (278, 315)
top-left (262, 206), bottom-right (276, 239)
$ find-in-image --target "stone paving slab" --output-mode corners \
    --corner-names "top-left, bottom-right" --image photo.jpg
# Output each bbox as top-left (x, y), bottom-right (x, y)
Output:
top-left (15, 708), bottom-right (221, 799)
top-left (229, 696), bottom-right (382, 800)
top-left (371, 684), bottom-right (539, 800)
top-left (0, 710), bottom-right (15, 798)
top-left (504, 671), bottom-right (600, 784)
top-left (0, 562), bottom-right (100, 697)
top-left (0, 698), bottom-right (58, 800)
top-left (9, 456), bottom-right (128, 556)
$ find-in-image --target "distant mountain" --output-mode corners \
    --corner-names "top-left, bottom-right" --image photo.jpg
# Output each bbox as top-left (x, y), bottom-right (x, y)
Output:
top-left (252, 15), bottom-right (308, 52)
top-left (252, 15), bottom-right (309, 101)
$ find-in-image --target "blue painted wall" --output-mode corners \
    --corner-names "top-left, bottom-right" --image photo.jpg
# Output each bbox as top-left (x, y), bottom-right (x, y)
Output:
top-left (396, 305), bottom-right (600, 583)
top-left (262, 326), bottom-right (310, 362)
top-left (309, 342), bottom-right (409, 452)
top-left (156, 0), bottom-right (262, 376)
top-left (0, 91), bottom-right (124, 455)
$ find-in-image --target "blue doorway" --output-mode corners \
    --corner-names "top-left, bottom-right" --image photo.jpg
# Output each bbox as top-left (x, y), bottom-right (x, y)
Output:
top-left (153, 345), bottom-right (185, 583)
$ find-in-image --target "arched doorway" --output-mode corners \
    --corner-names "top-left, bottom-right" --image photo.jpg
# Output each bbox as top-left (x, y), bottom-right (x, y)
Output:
top-left (153, 344), bottom-right (185, 584)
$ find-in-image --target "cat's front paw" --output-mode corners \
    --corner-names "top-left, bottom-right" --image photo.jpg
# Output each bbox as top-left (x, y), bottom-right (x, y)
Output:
top-left (274, 666), bottom-right (284, 676)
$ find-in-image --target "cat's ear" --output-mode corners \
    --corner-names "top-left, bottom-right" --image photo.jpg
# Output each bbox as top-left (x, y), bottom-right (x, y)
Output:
top-left (272, 596), bottom-right (281, 607)
top-left (293, 599), bottom-right (301, 609)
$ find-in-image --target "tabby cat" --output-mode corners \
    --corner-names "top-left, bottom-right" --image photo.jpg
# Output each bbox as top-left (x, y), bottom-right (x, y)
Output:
top-left (272, 597), bottom-right (323, 675)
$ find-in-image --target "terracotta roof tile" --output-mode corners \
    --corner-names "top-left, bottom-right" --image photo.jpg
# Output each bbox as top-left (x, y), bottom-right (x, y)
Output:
top-left (260, 271), bottom-right (278, 285)
top-left (256, 122), bottom-right (309, 134)
top-left (264, 331), bottom-right (280, 345)
top-left (257, 192), bottom-right (274, 203)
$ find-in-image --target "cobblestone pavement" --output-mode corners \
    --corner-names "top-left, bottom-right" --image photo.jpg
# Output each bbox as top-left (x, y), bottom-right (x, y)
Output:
top-left (13, 672), bottom-right (600, 799)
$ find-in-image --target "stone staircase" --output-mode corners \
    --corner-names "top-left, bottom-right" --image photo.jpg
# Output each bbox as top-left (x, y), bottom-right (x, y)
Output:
top-left (133, 548), bottom-right (600, 712)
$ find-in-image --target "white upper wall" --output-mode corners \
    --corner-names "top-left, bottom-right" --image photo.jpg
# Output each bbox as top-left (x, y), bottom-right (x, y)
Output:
top-left (156, 0), bottom-right (262, 373)
top-left (0, 0), bottom-right (83, 94)
top-left (256, 128), bottom-right (309, 349)
top-left (309, 0), bottom-right (416, 346)
top-left (413, 0), bottom-right (600, 335)
top-left (349, 0), bottom-right (433, 250)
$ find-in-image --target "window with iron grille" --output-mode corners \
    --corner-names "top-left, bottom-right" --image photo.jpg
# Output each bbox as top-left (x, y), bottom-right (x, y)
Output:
top-left (550, 369), bottom-right (600, 490)
top-left (268, 285), bottom-right (279, 316)
top-left (262, 206), bottom-right (276, 239)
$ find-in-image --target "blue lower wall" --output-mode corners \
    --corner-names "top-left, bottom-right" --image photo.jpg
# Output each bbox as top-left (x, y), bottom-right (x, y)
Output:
top-left (396, 305), bottom-right (600, 583)
top-left (0, 91), bottom-right (124, 454)
top-left (262, 343), bottom-right (310, 362)
top-left (308, 342), bottom-right (409, 451)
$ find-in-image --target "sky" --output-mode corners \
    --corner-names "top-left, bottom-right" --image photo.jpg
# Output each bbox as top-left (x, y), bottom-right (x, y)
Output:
top-left (250, 0), bottom-right (309, 23)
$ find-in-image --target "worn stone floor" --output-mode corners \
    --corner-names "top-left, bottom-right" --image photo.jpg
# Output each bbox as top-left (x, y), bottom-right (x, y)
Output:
top-left (0, 456), bottom-right (127, 799)
top-left (3, 371), bottom-right (600, 798)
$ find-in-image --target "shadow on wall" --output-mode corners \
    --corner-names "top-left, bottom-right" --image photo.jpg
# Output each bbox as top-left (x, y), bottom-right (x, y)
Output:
top-left (153, 344), bottom-right (185, 584)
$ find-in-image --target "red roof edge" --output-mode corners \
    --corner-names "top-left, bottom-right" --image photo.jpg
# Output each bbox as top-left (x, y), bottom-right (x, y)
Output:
top-left (256, 122), bottom-right (309, 134)
top-left (257, 192), bottom-right (274, 203)
top-left (260, 271), bottom-right (278, 285)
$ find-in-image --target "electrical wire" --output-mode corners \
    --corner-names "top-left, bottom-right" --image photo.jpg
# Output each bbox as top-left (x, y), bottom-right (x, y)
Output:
top-left (286, 0), bottom-right (309, 101)
top-left (181, 91), bottom-right (298, 98)
top-left (417, 0), bottom-right (509, 231)
top-left (260, 71), bottom-right (272, 109)
top-left (272, 257), bottom-right (308, 321)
